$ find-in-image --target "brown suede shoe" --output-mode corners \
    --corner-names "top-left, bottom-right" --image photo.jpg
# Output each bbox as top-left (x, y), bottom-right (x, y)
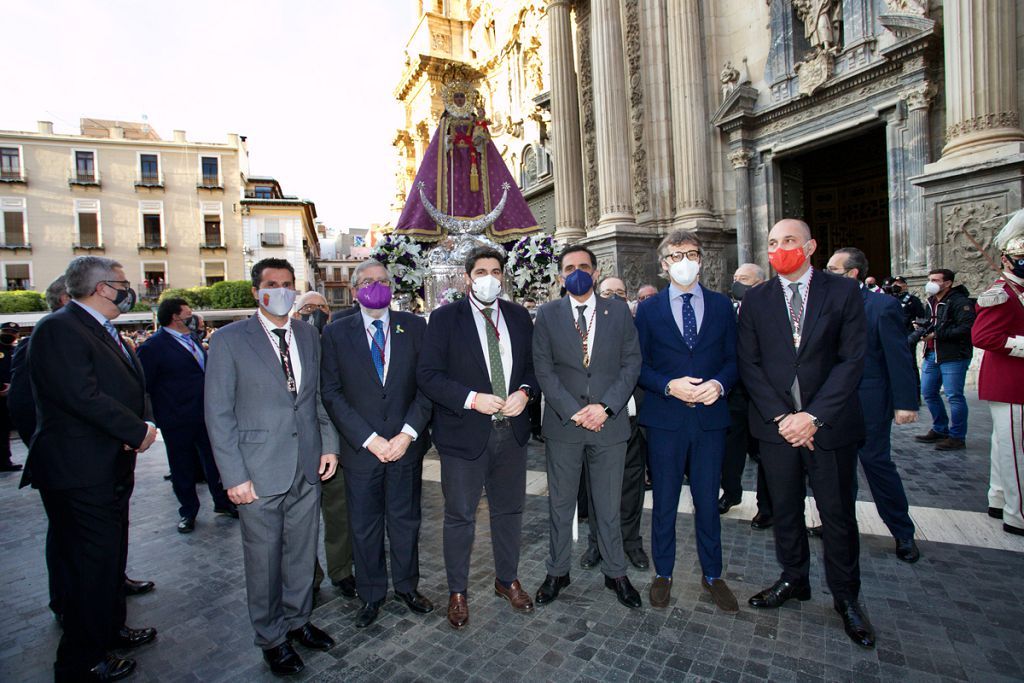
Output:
top-left (649, 576), bottom-right (672, 608)
top-left (702, 577), bottom-right (739, 613)
top-left (447, 593), bottom-right (469, 630)
top-left (494, 579), bottom-right (534, 613)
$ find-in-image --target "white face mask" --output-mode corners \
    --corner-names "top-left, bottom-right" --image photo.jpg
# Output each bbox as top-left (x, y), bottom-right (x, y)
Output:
top-left (669, 259), bottom-right (700, 287)
top-left (258, 287), bottom-right (297, 317)
top-left (924, 281), bottom-right (941, 297)
top-left (470, 274), bottom-right (502, 304)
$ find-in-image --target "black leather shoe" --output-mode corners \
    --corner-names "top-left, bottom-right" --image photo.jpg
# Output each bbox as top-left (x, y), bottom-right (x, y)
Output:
top-left (626, 547), bottom-right (650, 570)
top-left (604, 575), bottom-right (642, 609)
top-left (748, 579), bottom-right (811, 608)
top-left (579, 545), bottom-right (601, 570)
top-left (76, 654), bottom-right (135, 682)
top-left (1004, 523), bottom-right (1024, 537)
top-left (895, 538), bottom-right (920, 563)
top-left (835, 600), bottom-right (875, 648)
top-left (286, 622), bottom-right (334, 651)
top-left (395, 590), bottom-right (434, 614)
top-left (354, 600), bottom-right (383, 628)
top-left (263, 642), bottom-right (304, 676)
top-left (332, 575), bottom-right (356, 598)
top-left (114, 626), bottom-right (157, 649)
top-left (750, 512), bottom-right (773, 530)
top-left (177, 516), bottom-right (195, 534)
top-left (0, 462), bottom-right (23, 472)
top-left (718, 494), bottom-right (742, 515)
top-left (124, 578), bottom-right (155, 596)
top-left (988, 507), bottom-right (1004, 519)
top-left (807, 525), bottom-right (823, 537)
top-left (214, 505), bottom-right (239, 518)
top-left (535, 574), bottom-right (571, 605)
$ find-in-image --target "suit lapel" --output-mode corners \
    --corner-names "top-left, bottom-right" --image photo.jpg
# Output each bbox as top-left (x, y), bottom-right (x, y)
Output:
top-left (244, 315), bottom-right (292, 395)
top-left (459, 299), bottom-right (489, 378)
top-left (590, 295), bottom-right (611, 361)
top-left (695, 284), bottom-right (713, 347)
top-left (561, 297), bottom-right (585, 360)
top-left (659, 288), bottom-right (686, 346)
top-left (768, 278), bottom-right (798, 357)
top-left (160, 328), bottom-right (202, 369)
top-left (294, 323), bottom-right (317, 400)
top-left (797, 271), bottom-right (828, 357)
top-left (69, 303), bottom-right (140, 375)
top-left (347, 313), bottom-right (383, 387)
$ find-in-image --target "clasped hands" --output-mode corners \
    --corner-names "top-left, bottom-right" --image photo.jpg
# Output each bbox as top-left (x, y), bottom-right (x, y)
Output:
top-left (775, 412), bottom-right (817, 451)
top-left (571, 404), bottom-right (607, 432)
top-left (367, 433), bottom-right (414, 463)
top-left (667, 377), bottom-right (721, 406)
top-left (472, 390), bottom-right (529, 419)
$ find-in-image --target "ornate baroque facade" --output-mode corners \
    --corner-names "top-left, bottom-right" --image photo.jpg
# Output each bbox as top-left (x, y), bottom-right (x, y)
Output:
top-left (395, 0), bottom-right (1024, 294)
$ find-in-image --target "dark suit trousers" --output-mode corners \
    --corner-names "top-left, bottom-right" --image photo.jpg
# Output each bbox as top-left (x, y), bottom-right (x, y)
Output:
top-left (315, 469), bottom-right (353, 584)
top-left (0, 397), bottom-right (12, 464)
top-left (648, 415), bottom-right (725, 578)
top-left (41, 472), bottom-right (132, 675)
top-left (587, 416), bottom-right (646, 551)
top-left (855, 410), bottom-right (915, 540)
top-left (440, 423), bottom-right (526, 593)
top-left (722, 398), bottom-right (772, 515)
top-left (759, 441), bottom-right (860, 602)
top-left (163, 424), bottom-right (231, 519)
top-left (344, 456), bottom-right (423, 603)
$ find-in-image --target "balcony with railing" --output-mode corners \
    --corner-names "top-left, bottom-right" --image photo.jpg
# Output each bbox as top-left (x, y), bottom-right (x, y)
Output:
top-left (0, 241), bottom-right (31, 251)
top-left (260, 232), bottom-right (285, 247)
top-left (134, 170), bottom-right (164, 189)
top-left (197, 175), bottom-right (223, 190)
top-left (0, 168), bottom-right (26, 184)
top-left (141, 281), bottom-right (166, 300)
top-left (68, 168), bottom-right (101, 187)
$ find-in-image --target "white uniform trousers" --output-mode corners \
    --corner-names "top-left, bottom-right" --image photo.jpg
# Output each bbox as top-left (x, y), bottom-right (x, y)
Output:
top-left (988, 401), bottom-right (1024, 531)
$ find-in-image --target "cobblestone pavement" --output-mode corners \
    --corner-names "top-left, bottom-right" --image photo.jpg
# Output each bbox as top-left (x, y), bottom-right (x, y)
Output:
top-left (2, 397), bottom-right (1022, 682)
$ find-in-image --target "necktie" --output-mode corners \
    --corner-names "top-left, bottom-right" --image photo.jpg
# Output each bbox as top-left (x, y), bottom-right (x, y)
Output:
top-left (788, 282), bottom-right (803, 410)
top-left (103, 320), bottom-right (129, 358)
top-left (576, 304), bottom-right (591, 366)
top-left (681, 293), bottom-right (697, 348)
top-left (371, 319), bottom-right (386, 383)
top-left (271, 328), bottom-right (297, 397)
top-left (184, 335), bottom-right (204, 371)
top-left (484, 307), bottom-right (506, 400)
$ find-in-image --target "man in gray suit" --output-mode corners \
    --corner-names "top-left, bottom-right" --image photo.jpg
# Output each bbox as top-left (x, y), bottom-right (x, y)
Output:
top-left (532, 245), bottom-right (643, 609)
top-left (205, 258), bottom-right (340, 677)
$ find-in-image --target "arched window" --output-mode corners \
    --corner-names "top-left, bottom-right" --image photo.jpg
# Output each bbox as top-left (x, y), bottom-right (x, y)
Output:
top-left (521, 145), bottom-right (538, 189)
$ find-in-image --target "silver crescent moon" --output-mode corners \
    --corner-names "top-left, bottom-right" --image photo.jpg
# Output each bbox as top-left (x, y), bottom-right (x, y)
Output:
top-left (418, 181), bottom-right (509, 236)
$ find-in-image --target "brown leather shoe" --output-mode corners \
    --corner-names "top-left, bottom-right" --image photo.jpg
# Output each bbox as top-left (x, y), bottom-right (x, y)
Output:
top-left (447, 593), bottom-right (469, 630)
top-left (935, 437), bottom-right (965, 451)
top-left (914, 429), bottom-right (946, 443)
top-left (494, 579), bottom-right (534, 613)
top-left (649, 575), bottom-right (672, 608)
top-left (702, 577), bottom-right (739, 613)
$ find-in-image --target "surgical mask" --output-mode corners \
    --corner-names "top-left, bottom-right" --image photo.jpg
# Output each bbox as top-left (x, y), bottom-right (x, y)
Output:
top-left (924, 281), bottom-right (941, 297)
top-left (303, 309), bottom-right (328, 332)
top-left (356, 282), bottom-right (393, 310)
top-left (768, 244), bottom-right (808, 275)
top-left (564, 269), bottom-right (594, 297)
top-left (669, 259), bottom-right (700, 287)
top-left (102, 285), bottom-right (137, 314)
top-left (731, 281), bottom-right (751, 301)
top-left (470, 274), bottom-right (502, 304)
top-left (257, 287), bottom-right (297, 317)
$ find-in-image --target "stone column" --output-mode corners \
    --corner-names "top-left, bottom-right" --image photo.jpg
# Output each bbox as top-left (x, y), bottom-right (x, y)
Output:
top-left (667, 0), bottom-right (714, 223)
top-left (590, 0), bottom-right (636, 227)
top-left (639, 0), bottom-right (674, 224)
top-left (941, 0), bottom-right (1024, 158)
top-left (729, 148), bottom-right (754, 265)
top-left (546, 0), bottom-right (586, 240)
top-left (903, 82), bottom-right (937, 271)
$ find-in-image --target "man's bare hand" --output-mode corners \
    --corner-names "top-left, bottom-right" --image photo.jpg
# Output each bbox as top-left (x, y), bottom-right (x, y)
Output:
top-left (473, 393), bottom-right (505, 415)
top-left (778, 412), bottom-right (817, 450)
top-left (692, 381), bottom-right (722, 406)
top-left (228, 480), bottom-right (259, 505)
top-left (367, 435), bottom-right (392, 463)
top-left (571, 404), bottom-right (607, 431)
top-left (319, 454), bottom-right (339, 480)
top-left (136, 425), bottom-right (158, 453)
top-left (500, 390), bottom-right (528, 418)
top-left (894, 409), bottom-right (918, 425)
top-left (668, 377), bottom-right (703, 403)
top-left (387, 433), bottom-right (414, 462)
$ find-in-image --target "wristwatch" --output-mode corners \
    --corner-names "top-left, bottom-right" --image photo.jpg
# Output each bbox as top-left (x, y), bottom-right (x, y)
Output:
top-left (600, 402), bottom-right (614, 417)
top-left (807, 414), bottom-right (825, 428)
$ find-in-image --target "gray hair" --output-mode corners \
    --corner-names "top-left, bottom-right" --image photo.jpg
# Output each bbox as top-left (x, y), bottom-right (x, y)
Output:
top-left (834, 247), bottom-right (869, 281)
top-left (353, 259), bottom-right (388, 284)
top-left (736, 262), bottom-right (766, 281)
top-left (44, 275), bottom-right (68, 311)
top-left (657, 230), bottom-right (702, 256)
top-left (65, 256), bottom-right (123, 299)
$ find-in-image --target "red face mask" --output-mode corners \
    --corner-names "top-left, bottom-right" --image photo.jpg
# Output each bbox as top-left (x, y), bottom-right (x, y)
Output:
top-left (768, 245), bottom-right (807, 275)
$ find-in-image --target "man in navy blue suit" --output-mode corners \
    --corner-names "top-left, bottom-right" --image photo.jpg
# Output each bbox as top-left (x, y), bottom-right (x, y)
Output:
top-left (635, 230), bottom-right (739, 613)
top-left (320, 259), bottom-right (434, 629)
top-left (418, 246), bottom-right (538, 630)
top-left (138, 298), bottom-right (236, 533)
top-left (827, 248), bottom-right (920, 563)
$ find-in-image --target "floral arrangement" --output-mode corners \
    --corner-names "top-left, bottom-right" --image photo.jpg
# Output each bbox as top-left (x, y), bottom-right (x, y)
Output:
top-left (370, 234), bottom-right (428, 296)
top-left (507, 233), bottom-right (559, 300)
top-left (439, 287), bottom-right (465, 304)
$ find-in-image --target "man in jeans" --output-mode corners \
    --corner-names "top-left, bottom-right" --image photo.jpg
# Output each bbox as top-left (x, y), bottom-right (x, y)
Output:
top-left (914, 269), bottom-right (975, 451)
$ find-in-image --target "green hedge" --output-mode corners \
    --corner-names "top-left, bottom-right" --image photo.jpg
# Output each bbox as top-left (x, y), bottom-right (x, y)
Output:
top-left (159, 286), bottom-right (213, 309)
top-left (157, 281), bottom-right (255, 310)
top-left (0, 291), bottom-right (47, 313)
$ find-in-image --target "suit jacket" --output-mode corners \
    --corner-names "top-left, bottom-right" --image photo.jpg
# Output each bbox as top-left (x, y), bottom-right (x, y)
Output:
top-left (320, 310), bottom-right (432, 471)
top-left (737, 269), bottom-right (866, 450)
top-left (417, 297), bottom-right (537, 459)
top-left (137, 328), bottom-right (206, 431)
top-left (204, 315), bottom-right (339, 496)
top-left (635, 284), bottom-right (737, 432)
top-left (22, 303), bottom-right (150, 490)
top-left (532, 295), bottom-right (641, 444)
top-left (859, 288), bottom-right (917, 420)
top-left (330, 304), bottom-right (360, 323)
top-left (8, 339), bottom-right (35, 442)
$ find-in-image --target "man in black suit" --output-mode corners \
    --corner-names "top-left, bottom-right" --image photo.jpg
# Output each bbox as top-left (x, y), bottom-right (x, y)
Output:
top-left (0, 321), bottom-right (21, 471)
top-left (737, 219), bottom-right (874, 648)
top-left (418, 246), bottom-right (538, 630)
top-left (23, 256), bottom-right (158, 681)
top-left (137, 297), bottom-right (236, 533)
top-left (321, 258), bottom-right (434, 628)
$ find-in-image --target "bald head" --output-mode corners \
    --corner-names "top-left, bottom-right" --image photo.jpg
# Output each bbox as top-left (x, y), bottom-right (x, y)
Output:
top-left (598, 277), bottom-right (627, 299)
top-left (769, 219), bottom-right (812, 243)
top-left (733, 263), bottom-right (766, 285)
top-left (296, 291), bottom-right (327, 308)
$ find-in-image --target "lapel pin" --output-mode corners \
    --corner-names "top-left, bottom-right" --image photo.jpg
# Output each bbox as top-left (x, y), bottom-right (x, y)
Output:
top-left (603, 309), bottom-right (608, 315)
top-left (395, 324), bottom-right (405, 334)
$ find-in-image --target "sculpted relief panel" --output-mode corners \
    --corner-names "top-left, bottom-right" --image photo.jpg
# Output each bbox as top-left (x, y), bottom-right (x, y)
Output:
top-left (941, 200), bottom-right (1004, 297)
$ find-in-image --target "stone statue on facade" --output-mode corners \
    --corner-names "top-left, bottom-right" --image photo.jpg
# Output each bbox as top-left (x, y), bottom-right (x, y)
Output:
top-left (793, 0), bottom-right (841, 54)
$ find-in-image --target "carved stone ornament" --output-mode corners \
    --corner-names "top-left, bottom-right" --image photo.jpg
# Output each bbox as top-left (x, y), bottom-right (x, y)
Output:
top-left (945, 112), bottom-right (1023, 144)
top-left (942, 200), bottom-right (1002, 297)
top-left (792, 0), bottom-right (841, 53)
top-left (884, 0), bottom-right (927, 15)
top-left (795, 49), bottom-right (833, 97)
top-left (624, 0), bottom-right (649, 214)
top-left (721, 61), bottom-right (740, 100)
top-left (901, 81), bottom-right (937, 111)
top-left (728, 149), bottom-right (754, 169)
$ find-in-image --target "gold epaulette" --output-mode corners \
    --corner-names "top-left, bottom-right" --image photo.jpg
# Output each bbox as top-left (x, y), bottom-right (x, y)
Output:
top-left (978, 283), bottom-right (1010, 308)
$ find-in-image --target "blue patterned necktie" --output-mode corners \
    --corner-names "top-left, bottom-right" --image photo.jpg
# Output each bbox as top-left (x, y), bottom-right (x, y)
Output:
top-left (183, 335), bottom-right (204, 371)
top-left (103, 320), bottom-right (129, 358)
top-left (371, 319), bottom-right (386, 383)
top-left (681, 293), bottom-right (698, 349)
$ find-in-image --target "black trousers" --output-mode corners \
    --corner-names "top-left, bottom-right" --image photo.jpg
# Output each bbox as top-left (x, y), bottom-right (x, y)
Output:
top-left (722, 392), bottom-right (772, 515)
top-left (164, 423), bottom-right (231, 519)
top-left (0, 396), bottom-right (12, 464)
top-left (586, 416), bottom-right (646, 551)
top-left (41, 471), bottom-right (133, 675)
top-left (759, 441), bottom-right (860, 603)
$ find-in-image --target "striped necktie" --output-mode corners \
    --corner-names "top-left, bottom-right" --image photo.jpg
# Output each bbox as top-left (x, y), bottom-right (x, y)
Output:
top-left (102, 320), bottom-right (129, 358)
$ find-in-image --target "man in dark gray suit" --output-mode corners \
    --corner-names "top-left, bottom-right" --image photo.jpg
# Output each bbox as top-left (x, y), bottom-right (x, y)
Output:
top-left (532, 245), bottom-right (643, 609)
top-left (205, 258), bottom-right (340, 676)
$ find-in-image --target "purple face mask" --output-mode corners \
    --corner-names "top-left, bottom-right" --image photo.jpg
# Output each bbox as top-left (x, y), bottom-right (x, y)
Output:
top-left (356, 281), bottom-right (393, 310)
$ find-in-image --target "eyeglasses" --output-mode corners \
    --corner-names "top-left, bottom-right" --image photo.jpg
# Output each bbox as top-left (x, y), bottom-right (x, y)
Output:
top-left (297, 303), bottom-right (329, 314)
top-left (662, 250), bottom-right (701, 263)
top-left (101, 279), bottom-right (131, 289)
top-left (356, 278), bottom-right (392, 289)
top-left (826, 266), bottom-right (848, 274)
top-left (600, 288), bottom-right (626, 298)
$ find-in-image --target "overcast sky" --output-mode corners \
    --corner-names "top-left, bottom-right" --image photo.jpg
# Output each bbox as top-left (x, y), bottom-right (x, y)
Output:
top-left (7, 0), bottom-right (413, 231)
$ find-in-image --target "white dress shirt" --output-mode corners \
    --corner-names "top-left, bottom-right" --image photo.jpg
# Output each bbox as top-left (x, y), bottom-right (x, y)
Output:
top-left (779, 266), bottom-right (814, 332)
top-left (568, 292), bottom-right (598, 363)
top-left (669, 283), bottom-right (704, 335)
top-left (464, 298), bottom-right (515, 408)
top-left (257, 309), bottom-right (302, 395)
top-left (359, 309), bottom-right (417, 447)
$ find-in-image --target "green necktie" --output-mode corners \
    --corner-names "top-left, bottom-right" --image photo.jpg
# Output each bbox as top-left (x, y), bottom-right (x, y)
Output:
top-left (484, 307), bottom-right (507, 399)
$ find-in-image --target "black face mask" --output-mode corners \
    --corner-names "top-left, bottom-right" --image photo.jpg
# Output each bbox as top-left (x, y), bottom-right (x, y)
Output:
top-left (182, 316), bottom-right (199, 333)
top-left (731, 281), bottom-right (751, 301)
top-left (0, 333), bottom-right (16, 346)
top-left (1007, 255), bottom-right (1024, 280)
top-left (604, 294), bottom-right (624, 301)
top-left (302, 309), bottom-right (328, 332)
